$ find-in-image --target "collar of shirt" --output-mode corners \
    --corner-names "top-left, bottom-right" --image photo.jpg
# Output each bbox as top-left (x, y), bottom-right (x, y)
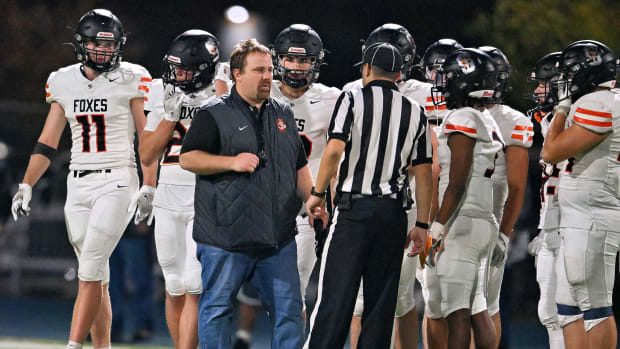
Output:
top-left (365, 79), bottom-right (398, 91)
top-left (231, 84), bottom-right (271, 115)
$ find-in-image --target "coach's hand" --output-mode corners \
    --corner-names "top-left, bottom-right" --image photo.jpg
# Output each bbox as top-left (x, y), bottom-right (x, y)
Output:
top-left (491, 232), bottom-right (510, 267)
top-left (11, 183), bottom-right (32, 221)
top-left (129, 185), bottom-right (156, 225)
top-left (163, 84), bottom-right (184, 122)
top-left (232, 153), bottom-right (259, 173)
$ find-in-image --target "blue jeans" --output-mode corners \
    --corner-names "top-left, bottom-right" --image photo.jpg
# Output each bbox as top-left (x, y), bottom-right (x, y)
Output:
top-left (197, 239), bottom-right (303, 349)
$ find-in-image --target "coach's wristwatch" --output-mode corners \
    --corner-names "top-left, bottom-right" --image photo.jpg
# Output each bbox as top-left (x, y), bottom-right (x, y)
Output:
top-left (311, 186), bottom-right (327, 198)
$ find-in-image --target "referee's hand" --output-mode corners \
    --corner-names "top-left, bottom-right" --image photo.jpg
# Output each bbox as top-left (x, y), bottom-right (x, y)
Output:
top-left (306, 196), bottom-right (328, 229)
top-left (406, 226), bottom-right (427, 257)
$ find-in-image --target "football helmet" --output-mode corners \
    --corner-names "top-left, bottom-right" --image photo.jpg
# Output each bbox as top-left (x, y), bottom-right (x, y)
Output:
top-left (527, 52), bottom-right (561, 116)
top-left (73, 9), bottom-right (126, 72)
top-left (162, 30), bottom-right (220, 92)
top-left (362, 23), bottom-right (416, 80)
top-left (559, 40), bottom-right (618, 100)
top-left (272, 24), bottom-right (325, 88)
top-left (478, 46), bottom-right (510, 102)
top-left (421, 38), bottom-right (463, 82)
top-left (432, 48), bottom-right (497, 109)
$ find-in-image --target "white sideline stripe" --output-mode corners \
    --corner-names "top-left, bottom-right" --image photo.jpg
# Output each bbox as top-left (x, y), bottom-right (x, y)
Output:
top-left (304, 208), bottom-right (340, 348)
top-left (0, 338), bottom-right (146, 349)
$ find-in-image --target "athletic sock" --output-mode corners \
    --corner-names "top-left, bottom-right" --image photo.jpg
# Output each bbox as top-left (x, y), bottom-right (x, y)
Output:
top-left (67, 341), bottom-right (83, 349)
top-left (236, 329), bottom-right (252, 343)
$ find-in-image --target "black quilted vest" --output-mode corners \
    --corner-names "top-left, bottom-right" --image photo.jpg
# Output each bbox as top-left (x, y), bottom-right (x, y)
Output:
top-left (192, 86), bottom-right (302, 251)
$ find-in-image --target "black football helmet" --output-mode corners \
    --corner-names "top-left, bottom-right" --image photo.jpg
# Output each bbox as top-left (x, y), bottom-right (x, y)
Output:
top-left (478, 46), bottom-right (511, 102)
top-left (559, 40), bottom-right (618, 100)
top-left (162, 30), bottom-right (220, 92)
top-left (432, 48), bottom-right (498, 109)
top-left (272, 24), bottom-right (325, 88)
top-left (73, 9), bottom-right (126, 72)
top-left (362, 23), bottom-right (416, 80)
top-left (421, 38), bottom-right (463, 82)
top-left (527, 52), bottom-right (561, 116)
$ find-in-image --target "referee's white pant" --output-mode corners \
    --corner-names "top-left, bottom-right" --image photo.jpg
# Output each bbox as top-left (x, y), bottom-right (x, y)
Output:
top-left (305, 196), bottom-right (407, 349)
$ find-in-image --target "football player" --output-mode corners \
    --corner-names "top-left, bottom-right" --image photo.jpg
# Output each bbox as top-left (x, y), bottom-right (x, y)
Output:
top-left (426, 48), bottom-right (503, 349)
top-left (542, 40), bottom-right (620, 349)
top-left (526, 51), bottom-right (567, 349)
top-left (478, 45), bottom-right (534, 349)
top-left (10, 9), bottom-right (155, 349)
top-left (231, 24), bottom-right (341, 349)
top-left (138, 30), bottom-right (229, 349)
top-left (419, 38), bottom-right (463, 349)
top-left (342, 23), bottom-right (432, 349)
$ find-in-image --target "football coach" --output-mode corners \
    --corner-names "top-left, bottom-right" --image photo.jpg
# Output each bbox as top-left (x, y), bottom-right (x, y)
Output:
top-left (180, 38), bottom-right (315, 349)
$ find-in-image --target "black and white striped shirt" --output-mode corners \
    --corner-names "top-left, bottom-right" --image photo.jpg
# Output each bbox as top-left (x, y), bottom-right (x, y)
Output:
top-left (328, 79), bottom-right (432, 196)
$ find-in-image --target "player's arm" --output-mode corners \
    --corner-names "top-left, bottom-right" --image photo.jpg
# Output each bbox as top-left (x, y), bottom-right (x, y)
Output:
top-left (434, 133), bottom-right (475, 228)
top-left (22, 102), bottom-right (67, 186)
top-left (499, 145), bottom-right (528, 238)
top-left (138, 119), bottom-right (177, 166)
top-left (542, 122), bottom-right (609, 163)
top-left (131, 97), bottom-right (157, 187)
top-left (429, 124), bottom-right (441, 221)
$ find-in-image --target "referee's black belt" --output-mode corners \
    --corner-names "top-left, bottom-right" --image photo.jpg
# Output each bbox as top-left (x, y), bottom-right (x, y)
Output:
top-left (351, 192), bottom-right (398, 200)
top-left (73, 169), bottom-right (111, 178)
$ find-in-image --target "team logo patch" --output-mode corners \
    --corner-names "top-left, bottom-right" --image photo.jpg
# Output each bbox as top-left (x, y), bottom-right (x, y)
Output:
top-left (456, 55), bottom-right (475, 74)
top-left (168, 55), bottom-right (181, 64)
top-left (277, 118), bottom-right (287, 132)
top-left (96, 32), bottom-right (114, 39)
top-left (482, 90), bottom-right (494, 97)
top-left (288, 47), bottom-right (306, 54)
top-left (205, 43), bottom-right (219, 58)
top-left (585, 48), bottom-right (602, 66)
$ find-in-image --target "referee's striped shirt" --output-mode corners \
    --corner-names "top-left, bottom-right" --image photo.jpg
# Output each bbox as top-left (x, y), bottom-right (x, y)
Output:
top-left (328, 79), bottom-right (432, 196)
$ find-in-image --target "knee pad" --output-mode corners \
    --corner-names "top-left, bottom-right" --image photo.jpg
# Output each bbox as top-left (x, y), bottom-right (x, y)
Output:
top-left (584, 307), bottom-right (613, 331)
top-left (557, 304), bottom-right (583, 328)
top-left (161, 271), bottom-right (185, 297)
top-left (78, 258), bottom-right (107, 283)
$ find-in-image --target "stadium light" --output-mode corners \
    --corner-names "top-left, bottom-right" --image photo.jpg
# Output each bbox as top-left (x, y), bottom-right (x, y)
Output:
top-left (225, 6), bottom-right (249, 24)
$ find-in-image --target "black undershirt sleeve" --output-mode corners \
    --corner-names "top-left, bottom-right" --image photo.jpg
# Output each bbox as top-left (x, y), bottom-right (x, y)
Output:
top-left (181, 109), bottom-right (220, 155)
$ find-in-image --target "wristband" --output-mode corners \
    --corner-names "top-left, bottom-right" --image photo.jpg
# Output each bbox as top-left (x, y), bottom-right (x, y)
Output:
top-left (311, 186), bottom-right (326, 198)
top-left (415, 221), bottom-right (429, 230)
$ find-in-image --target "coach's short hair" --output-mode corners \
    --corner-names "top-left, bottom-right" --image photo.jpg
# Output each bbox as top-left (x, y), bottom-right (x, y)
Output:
top-left (229, 38), bottom-right (271, 81)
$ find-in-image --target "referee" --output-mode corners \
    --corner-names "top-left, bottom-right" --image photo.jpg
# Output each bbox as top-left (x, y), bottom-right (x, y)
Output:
top-left (304, 42), bottom-right (432, 349)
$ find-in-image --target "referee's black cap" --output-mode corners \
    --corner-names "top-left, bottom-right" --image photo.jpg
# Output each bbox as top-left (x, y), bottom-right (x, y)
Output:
top-left (354, 42), bottom-right (403, 72)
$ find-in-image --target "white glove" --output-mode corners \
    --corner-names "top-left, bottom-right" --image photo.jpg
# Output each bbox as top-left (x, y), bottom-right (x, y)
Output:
top-left (128, 185), bottom-right (156, 225)
top-left (163, 84), bottom-right (184, 122)
top-left (491, 232), bottom-right (510, 267)
top-left (215, 62), bottom-right (230, 82)
top-left (555, 82), bottom-right (572, 115)
top-left (425, 222), bottom-right (445, 267)
top-left (527, 235), bottom-right (543, 256)
top-left (11, 183), bottom-right (32, 221)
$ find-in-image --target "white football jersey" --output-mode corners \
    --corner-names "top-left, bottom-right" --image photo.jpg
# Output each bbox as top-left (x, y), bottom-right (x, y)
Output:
top-left (144, 78), bottom-right (225, 186)
top-left (343, 78), bottom-right (431, 107)
top-left (559, 89), bottom-right (620, 231)
top-left (270, 81), bottom-right (341, 180)
top-left (437, 107), bottom-right (504, 221)
top-left (45, 62), bottom-right (151, 170)
top-left (488, 104), bottom-right (534, 220)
